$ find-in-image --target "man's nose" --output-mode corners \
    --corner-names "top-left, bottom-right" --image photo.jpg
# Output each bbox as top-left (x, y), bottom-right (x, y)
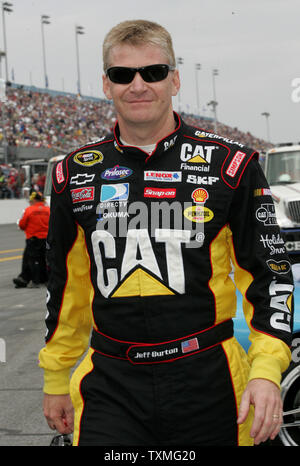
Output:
top-left (129, 71), bottom-right (147, 91)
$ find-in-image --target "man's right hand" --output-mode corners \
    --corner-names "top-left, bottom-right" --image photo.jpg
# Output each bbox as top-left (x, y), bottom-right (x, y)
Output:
top-left (43, 393), bottom-right (74, 434)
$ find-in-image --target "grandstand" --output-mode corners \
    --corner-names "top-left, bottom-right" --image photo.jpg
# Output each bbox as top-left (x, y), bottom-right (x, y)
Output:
top-left (0, 83), bottom-right (273, 163)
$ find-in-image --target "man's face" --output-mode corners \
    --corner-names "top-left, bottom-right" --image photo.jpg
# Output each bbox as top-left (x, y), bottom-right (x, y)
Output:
top-left (102, 43), bottom-right (180, 130)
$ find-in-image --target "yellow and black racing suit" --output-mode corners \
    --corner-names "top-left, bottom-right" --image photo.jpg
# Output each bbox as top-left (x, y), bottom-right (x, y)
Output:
top-left (39, 114), bottom-right (294, 446)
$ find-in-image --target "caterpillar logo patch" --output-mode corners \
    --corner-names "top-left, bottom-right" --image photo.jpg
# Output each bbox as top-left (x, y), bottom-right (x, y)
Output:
top-left (74, 150), bottom-right (104, 166)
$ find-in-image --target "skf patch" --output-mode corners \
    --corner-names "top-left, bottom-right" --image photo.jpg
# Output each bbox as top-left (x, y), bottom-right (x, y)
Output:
top-left (74, 150), bottom-right (104, 166)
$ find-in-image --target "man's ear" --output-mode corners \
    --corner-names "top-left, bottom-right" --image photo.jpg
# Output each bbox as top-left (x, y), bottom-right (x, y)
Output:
top-left (102, 74), bottom-right (112, 100)
top-left (171, 69), bottom-right (180, 97)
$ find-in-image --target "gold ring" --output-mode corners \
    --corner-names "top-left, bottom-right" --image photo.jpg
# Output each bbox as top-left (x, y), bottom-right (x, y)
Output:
top-left (272, 414), bottom-right (280, 419)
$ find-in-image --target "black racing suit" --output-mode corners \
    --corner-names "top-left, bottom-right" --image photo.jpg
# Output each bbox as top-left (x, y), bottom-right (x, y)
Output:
top-left (39, 114), bottom-right (294, 446)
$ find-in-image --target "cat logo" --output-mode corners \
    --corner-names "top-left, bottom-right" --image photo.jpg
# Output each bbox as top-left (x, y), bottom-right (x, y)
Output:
top-left (91, 229), bottom-right (191, 298)
top-left (269, 279), bottom-right (293, 333)
top-left (74, 150), bottom-right (104, 166)
top-left (180, 144), bottom-right (216, 163)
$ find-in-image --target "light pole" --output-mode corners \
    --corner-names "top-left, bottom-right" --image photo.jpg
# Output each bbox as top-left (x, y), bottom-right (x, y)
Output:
top-left (195, 63), bottom-right (201, 116)
top-left (209, 68), bottom-right (219, 132)
top-left (207, 100), bottom-right (218, 133)
top-left (261, 112), bottom-right (271, 142)
top-left (0, 77), bottom-right (7, 163)
top-left (1, 2), bottom-right (13, 83)
top-left (177, 56), bottom-right (184, 113)
top-left (75, 25), bottom-right (84, 95)
top-left (41, 15), bottom-right (50, 89)
top-left (212, 68), bottom-right (218, 122)
top-left (0, 49), bottom-right (5, 78)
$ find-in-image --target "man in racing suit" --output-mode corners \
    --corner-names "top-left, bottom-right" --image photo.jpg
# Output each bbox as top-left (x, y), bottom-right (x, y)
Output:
top-left (39, 20), bottom-right (294, 446)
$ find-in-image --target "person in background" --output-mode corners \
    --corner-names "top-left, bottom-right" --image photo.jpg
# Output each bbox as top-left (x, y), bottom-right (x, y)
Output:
top-left (0, 168), bottom-right (9, 199)
top-left (13, 191), bottom-right (50, 288)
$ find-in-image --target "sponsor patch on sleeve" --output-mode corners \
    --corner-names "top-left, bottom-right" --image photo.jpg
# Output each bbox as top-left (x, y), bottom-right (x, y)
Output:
top-left (225, 151), bottom-right (246, 178)
top-left (254, 188), bottom-right (272, 197)
top-left (55, 161), bottom-right (65, 184)
top-left (222, 148), bottom-right (258, 189)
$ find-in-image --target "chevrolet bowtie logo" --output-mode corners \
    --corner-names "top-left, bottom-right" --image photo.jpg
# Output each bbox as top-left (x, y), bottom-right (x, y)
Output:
top-left (70, 173), bottom-right (95, 185)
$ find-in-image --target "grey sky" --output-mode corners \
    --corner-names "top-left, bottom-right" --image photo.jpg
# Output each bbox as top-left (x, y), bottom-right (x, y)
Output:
top-left (1, 0), bottom-right (299, 144)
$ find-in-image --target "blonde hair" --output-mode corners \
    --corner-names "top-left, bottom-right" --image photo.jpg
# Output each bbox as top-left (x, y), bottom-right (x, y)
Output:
top-left (103, 19), bottom-right (176, 71)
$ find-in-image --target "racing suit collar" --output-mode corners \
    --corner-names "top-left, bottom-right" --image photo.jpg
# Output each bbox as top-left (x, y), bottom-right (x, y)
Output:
top-left (113, 111), bottom-right (182, 162)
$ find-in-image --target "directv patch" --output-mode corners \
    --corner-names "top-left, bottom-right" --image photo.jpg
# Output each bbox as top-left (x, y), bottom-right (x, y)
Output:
top-left (100, 183), bottom-right (129, 202)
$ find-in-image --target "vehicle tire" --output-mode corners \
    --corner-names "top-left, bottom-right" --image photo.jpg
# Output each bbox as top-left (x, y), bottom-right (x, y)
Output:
top-left (278, 357), bottom-right (300, 446)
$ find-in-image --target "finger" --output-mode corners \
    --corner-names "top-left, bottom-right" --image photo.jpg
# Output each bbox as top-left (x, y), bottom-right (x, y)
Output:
top-left (52, 416), bottom-right (70, 434)
top-left (270, 403), bottom-right (283, 440)
top-left (48, 422), bottom-right (56, 431)
top-left (44, 414), bottom-right (57, 431)
top-left (64, 406), bottom-right (74, 431)
top-left (250, 400), bottom-right (266, 441)
top-left (269, 420), bottom-right (282, 441)
top-left (253, 400), bottom-right (282, 444)
top-left (237, 390), bottom-right (251, 424)
top-left (45, 411), bottom-right (70, 434)
top-left (61, 416), bottom-right (74, 434)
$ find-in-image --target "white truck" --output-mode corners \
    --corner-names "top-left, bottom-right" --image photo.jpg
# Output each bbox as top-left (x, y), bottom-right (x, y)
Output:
top-left (264, 143), bottom-right (300, 263)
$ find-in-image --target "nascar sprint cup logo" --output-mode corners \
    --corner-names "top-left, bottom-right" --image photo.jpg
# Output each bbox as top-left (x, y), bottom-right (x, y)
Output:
top-left (74, 150), bottom-right (104, 166)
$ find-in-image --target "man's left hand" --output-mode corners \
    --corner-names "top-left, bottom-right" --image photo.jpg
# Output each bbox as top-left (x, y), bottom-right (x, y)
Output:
top-left (237, 378), bottom-right (283, 445)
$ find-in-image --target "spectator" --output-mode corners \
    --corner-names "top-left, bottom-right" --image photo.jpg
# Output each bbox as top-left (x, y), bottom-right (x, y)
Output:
top-left (7, 172), bottom-right (18, 198)
top-left (37, 172), bottom-right (46, 193)
top-left (0, 168), bottom-right (10, 199)
top-left (13, 191), bottom-right (50, 288)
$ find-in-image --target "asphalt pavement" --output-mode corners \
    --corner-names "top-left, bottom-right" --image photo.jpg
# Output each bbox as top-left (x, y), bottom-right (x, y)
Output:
top-left (0, 223), bottom-right (54, 446)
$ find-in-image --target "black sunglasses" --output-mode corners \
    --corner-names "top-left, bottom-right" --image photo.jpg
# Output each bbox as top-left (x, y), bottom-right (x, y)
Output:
top-left (105, 64), bottom-right (175, 84)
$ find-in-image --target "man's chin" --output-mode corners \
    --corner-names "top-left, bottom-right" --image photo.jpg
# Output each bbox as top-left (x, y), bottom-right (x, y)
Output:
top-left (123, 110), bottom-right (155, 126)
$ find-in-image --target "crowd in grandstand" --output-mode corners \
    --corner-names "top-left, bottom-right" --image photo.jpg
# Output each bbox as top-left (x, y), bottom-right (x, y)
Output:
top-left (0, 85), bottom-right (272, 198)
top-left (1, 86), bottom-right (115, 153)
top-left (0, 85), bottom-right (272, 154)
